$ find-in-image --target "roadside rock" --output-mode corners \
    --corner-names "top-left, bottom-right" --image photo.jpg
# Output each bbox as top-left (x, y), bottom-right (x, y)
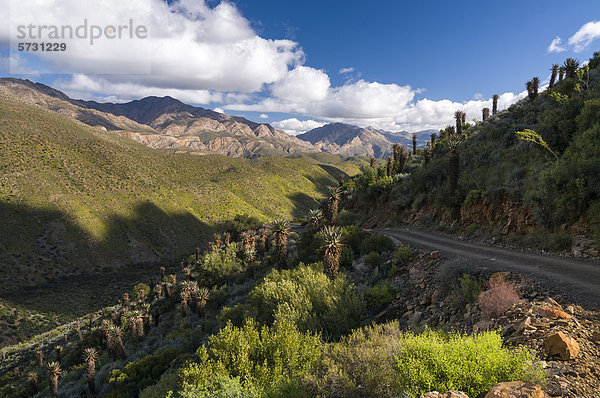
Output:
top-left (484, 381), bottom-right (547, 398)
top-left (536, 306), bottom-right (572, 320)
top-left (421, 392), bottom-right (469, 398)
top-left (543, 332), bottom-right (580, 360)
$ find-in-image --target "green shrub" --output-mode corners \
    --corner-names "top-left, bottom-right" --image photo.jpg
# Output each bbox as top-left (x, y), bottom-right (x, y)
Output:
top-left (339, 246), bottom-right (354, 269)
top-left (106, 348), bottom-right (177, 398)
top-left (589, 200), bottom-right (600, 246)
top-left (194, 243), bottom-right (244, 285)
top-left (342, 225), bottom-right (368, 254)
top-left (359, 234), bottom-right (395, 256)
top-left (393, 329), bottom-right (545, 397)
top-left (435, 258), bottom-right (481, 295)
top-left (393, 246), bottom-right (413, 266)
top-left (178, 319), bottom-right (321, 396)
top-left (365, 282), bottom-right (397, 310)
top-left (456, 273), bottom-right (481, 305)
top-left (463, 189), bottom-right (483, 206)
top-left (139, 371), bottom-right (178, 398)
top-left (365, 251), bottom-right (380, 268)
top-left (222, 214), bottom-right (263, 240)
top-left (295, 230), bottom-right (321, 265)
top-left (514, 228), bottom-right (572, 252)
top-left (305, 322), bottom-right (543, 398)
top-left (245, 263), bottom-right (365, 339)
top-left (132, 283), bottom-right (151, 300)
top-left (337, 210), bottom-right (365, 226)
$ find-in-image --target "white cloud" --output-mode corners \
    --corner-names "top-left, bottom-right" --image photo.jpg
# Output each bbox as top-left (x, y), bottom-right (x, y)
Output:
top-left (225, 80), bottom-right (527, 132)
top-left (473, 93), bottom-right (483, 100)
top-left (4, 0), bottom-right (304, 93)
top-left (0, 0), bottom-right (534, 132)
top-left (568, 21), bottom-right (600, 53)
top-left (271, 66), bottom-right (330, 102)
top-left (54, 74), bottom-right (223, 104)
top-left (271, 118), bottom-right (327, 135)
top-left (547, 36), bottom-right (566, 53)
top-left (213, 107), bottom-right (224, 113)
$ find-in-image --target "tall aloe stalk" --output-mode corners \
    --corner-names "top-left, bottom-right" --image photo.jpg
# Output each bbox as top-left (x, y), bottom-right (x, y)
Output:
top-left (492, 94), bottom-right (498, 115)
top-left (327, 186), bottom-right (343, 225)
top-left (549, 64), bottom-right (559, 89)
top-left (321, 226), bottom-right (344, 279)
top-left (47, 362), bottom-right (62, 398)
top-left (271, 219), bottom-right (290, 268)
top-left (83, 348), bottom-right (98, 395)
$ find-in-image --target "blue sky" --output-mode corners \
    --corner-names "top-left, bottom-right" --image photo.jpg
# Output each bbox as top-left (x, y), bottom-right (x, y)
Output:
top-left (2, 0), bottom-right (600, 133)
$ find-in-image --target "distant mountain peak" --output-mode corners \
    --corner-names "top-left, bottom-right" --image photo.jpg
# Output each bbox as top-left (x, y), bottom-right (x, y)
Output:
top-left (296, 122), bottom-right (432, 157)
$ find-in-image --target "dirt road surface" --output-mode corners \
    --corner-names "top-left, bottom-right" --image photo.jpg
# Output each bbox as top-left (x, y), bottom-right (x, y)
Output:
top-left (375, 227), bottom-right (600, 307)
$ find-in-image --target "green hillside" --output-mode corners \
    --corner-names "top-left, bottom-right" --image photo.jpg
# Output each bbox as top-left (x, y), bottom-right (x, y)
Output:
top-left (0, 94), bottom-right (353, 292)
top-left (344, 52), bottom-right (600, 250)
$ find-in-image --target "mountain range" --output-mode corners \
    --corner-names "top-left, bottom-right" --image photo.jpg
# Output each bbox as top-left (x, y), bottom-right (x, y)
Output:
top-left (0, 78), bottom-right (431, 158)
top-left (297, 122), bottom-right (434, 157)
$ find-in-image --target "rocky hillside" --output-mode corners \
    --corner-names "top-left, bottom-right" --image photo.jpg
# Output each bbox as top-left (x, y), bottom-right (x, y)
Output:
top-left (343, 52), bottom-right (600, 254)
top-left (0, 78), bottom-right (317, 158)
top-left (297, 122), bottom-right (433, 157)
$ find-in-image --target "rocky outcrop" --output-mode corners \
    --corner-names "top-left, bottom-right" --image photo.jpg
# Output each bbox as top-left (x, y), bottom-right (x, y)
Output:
top-left (484, 381), bottom-right (548, 398)
top-left (460, 197), bottom-right (534, 235)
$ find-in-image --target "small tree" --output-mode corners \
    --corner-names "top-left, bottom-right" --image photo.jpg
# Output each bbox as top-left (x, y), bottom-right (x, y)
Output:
top-left (386, 156), bottom-right (393, 177)
top-left (492, 94), bottom-right (499, 115)
top-left (482, 107), bottom-right (490, 121)
top-left (412, 134), bottom-right (417, 155)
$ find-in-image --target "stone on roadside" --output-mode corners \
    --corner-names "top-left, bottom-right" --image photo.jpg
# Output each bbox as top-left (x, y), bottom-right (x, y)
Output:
top-left (543, 331), bottom-right (580, 360)
top-left (484, 381), bottom-right (548, 398)
top-left (421, 392), bottom-right (469, 398)
top-left (536, 306), bottom-right (571, 320)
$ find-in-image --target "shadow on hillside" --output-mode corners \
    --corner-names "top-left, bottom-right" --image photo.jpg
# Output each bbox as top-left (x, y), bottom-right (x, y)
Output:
top-left (287, 192), bottom-right (322, 219)
top-left (316, 164), bottom-right (350, 182)
top-left (0, 200), bottom-right (211, 295)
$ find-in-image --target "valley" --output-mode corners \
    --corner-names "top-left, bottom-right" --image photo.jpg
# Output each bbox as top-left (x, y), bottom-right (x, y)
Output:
top-left (1, 43), bottom-right (600, 398)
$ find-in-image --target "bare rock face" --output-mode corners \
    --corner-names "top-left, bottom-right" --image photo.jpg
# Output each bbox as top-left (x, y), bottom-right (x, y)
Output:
top-left (484, 381), bottom-right (547, 398)
top-left (421, 392), bottom-right (469, 398)
top-left (543, 331), bottom-right (580, 360)
top-left (460, 197), bottom-right (534, 235)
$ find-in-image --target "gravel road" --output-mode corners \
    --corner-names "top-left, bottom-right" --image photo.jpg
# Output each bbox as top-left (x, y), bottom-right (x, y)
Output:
top-left (375, 227), bottom-right (600, 307)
